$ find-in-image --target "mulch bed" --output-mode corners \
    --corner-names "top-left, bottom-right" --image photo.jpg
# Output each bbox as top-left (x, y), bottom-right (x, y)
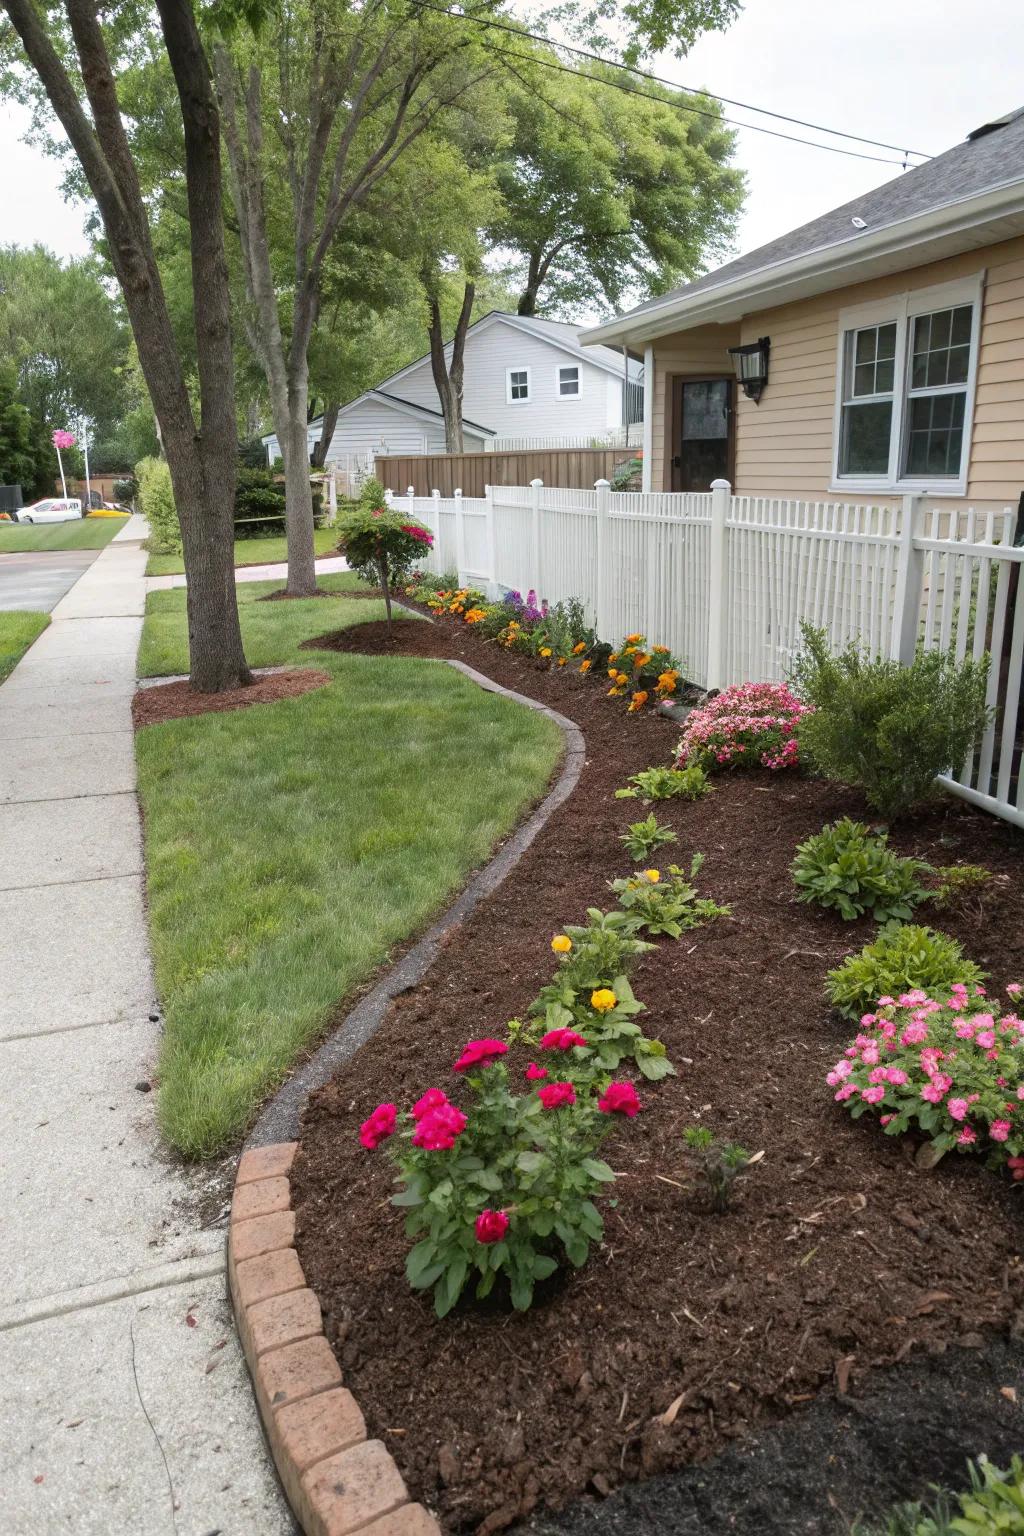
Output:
top-left (132, 666), bottom-right (330, 728)
top-left (258, 586), bottom-right (349, 601)
top-left (292, 612), bottom-right (1024, 1535)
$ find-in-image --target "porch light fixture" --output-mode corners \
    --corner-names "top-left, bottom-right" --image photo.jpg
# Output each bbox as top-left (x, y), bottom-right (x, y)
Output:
top-left (728, 336), bottom-right (771, 404)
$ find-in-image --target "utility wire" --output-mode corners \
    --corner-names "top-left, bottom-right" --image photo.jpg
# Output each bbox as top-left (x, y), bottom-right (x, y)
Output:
top-left (411, 1), bottom-right (932, 166)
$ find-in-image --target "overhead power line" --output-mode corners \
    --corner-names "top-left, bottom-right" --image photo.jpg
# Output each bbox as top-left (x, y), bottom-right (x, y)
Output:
top-left (411, 1), bottom-right (934, 167)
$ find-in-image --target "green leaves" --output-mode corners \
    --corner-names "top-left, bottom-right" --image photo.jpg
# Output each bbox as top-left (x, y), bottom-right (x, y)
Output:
top-left (615, 765), bottom-right (712, 802)
top-left (826, 923), bottom-right (986, 1020)
top-left (610, 859), bottom-right (729, 939)
top-left (619, 812), bottom-right (679, 861)
top-left (792, 817), bottom-right (929, 924)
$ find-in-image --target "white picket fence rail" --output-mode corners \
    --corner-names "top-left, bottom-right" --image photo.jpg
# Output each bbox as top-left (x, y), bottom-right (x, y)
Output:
top-left (388, 478), bottom-right (1024, 829)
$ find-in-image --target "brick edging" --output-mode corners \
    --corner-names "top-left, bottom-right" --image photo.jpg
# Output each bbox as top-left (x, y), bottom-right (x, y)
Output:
top-left (228, 1141), bottom-right (441, 1536)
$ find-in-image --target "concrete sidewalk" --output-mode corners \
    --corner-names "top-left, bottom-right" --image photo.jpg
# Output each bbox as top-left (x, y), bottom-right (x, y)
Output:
top-left (0, 521), bottom-right (292, 1534)
top-left (147, 552), bottom-right (350, 591)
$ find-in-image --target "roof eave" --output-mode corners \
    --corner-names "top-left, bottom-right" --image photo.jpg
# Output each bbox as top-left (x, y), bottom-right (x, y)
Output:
top-left (581, 178), bottom-right (1024, 347)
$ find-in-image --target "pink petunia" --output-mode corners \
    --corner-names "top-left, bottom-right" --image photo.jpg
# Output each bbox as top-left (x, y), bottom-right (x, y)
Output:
top-left (991, 1120), bottom-right (1012, 1142)
top-left (947, 1098), bottom-right (969, 1121)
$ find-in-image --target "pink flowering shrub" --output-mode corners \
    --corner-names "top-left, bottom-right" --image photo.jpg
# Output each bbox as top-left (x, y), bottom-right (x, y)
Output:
top-left (675, 682), bottom-right (812, 773)
top-left (360, 1037), bottom-right (639, 1315)
top-left (829, 983), bottom-right (1024, 1166)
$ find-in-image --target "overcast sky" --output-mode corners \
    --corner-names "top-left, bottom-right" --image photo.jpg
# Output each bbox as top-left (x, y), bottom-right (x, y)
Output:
top-left (0, 0), bottom-right (1021, 284)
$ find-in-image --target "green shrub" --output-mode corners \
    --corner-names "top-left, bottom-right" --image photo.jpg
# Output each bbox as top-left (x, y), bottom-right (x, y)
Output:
top-left (791, 817), bottom-right (929, 923)
top-left (136, 456), bottom-right (180, 554)
top-left (790, 624), bottom-right (992, 819)
top-left (826, 922), bottom-right (986, 1019)
top-left (619, 813), bottom-right (678, 861)
top-left (112, 475), bottom-right (137, 504)
top-left (614, 764), bottom-right (712, 802)
top-left (335, 501), bottom-right (433, 632)
top-left (928, 863), bottom-right (995, 910)
top-left (234, 466), bottom-right (286, 534)
top-left (609, 857), bottom-right (729, 939)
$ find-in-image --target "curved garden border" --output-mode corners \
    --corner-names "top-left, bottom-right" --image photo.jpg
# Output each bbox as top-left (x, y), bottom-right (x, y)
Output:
top-left (228, 660), bottom-right (585, 1535)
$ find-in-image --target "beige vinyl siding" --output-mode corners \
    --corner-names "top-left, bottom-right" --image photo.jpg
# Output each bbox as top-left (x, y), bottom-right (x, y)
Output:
top-left (651, 233), bottom-right (1024, 508)
top-left (649, 323), bottom-right (739, 490)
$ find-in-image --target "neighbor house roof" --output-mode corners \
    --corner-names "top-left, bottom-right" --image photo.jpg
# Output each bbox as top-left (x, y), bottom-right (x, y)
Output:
top-left (262, 390), bottom-right (494, 446)
top-left (584, 106), bottom-right (1024, 347)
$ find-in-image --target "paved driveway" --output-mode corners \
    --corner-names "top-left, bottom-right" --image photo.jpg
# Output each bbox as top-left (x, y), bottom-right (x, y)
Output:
top-left (0, 548), bottom-right (101, 612)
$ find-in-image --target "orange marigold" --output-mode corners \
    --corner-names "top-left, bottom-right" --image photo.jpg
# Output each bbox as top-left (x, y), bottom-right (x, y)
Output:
top-left (633, 652), bottom-right (650, 669)
top-left (572, 641), bottom-right (587, 655)
top-left (627, 690), bottom-right (649, 712)
top-left (580, 659), bottom-right (592, 673)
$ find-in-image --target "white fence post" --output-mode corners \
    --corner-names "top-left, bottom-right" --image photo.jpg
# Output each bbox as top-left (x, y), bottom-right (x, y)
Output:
top-left (529, 477), bottom-right (543, 600)
top-left (484, 483), bottom-right (498, 598)
top-left (891, 493), bottom-right (925, 664)
top-left (594, 477), bottom-right (611, 638)
top-left (431, 487), bottom-right (442, 574)
top-left (705, 479), bottom-right (731, 691)
top-left (454, 486), bottom-right (466, 585)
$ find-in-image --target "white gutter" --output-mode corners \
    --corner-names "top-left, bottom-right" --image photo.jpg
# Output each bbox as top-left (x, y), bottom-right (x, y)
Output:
top-left (582, 177), bottom-right (1024, 347)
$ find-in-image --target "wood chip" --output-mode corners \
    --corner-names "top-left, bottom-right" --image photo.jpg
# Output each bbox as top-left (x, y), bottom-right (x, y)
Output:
top-left (834, 1355), bottom-right (855, 1395)
top-left (656, 1391), bottom-right (686, 1426)
top-left (1000, 1385), bottom-right (1018, 1404)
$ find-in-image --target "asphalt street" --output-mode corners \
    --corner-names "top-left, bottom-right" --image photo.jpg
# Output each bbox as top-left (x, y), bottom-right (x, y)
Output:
top-left (0, 548), bottom-right (101, 612)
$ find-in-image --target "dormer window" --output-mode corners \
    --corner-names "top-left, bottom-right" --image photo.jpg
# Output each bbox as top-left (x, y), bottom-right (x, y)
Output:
top-left (506, 367), bottom-right (530, 403)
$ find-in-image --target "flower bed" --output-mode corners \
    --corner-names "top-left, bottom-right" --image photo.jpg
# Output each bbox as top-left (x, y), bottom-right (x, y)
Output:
top-left (293, 608), bottom-right (1024, 1533)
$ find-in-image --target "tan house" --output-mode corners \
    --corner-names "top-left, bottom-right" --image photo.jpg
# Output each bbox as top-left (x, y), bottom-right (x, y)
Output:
top-left (583, 107), bottom-right (1024, 512)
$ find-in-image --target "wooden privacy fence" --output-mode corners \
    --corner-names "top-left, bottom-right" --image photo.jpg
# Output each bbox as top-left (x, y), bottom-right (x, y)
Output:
top-left (374, 445), bottom-right (638, 498)
top-left (389, 478), bottom-right (1024, 830)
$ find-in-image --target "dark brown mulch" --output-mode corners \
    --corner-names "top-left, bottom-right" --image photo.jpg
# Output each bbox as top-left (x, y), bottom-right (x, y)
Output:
top-left (258, 586), bottom-right (349, 601)
top-left (132, 666), bottom-right (330, 728)
top-left (293, 612), bottom-right (1024, 1536)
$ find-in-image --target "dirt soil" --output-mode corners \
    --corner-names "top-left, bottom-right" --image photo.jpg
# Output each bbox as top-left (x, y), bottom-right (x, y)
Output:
top-left (132, 666), bottom-right (330, 728)
top-left (293, 611), bottom-right (1024, 1536)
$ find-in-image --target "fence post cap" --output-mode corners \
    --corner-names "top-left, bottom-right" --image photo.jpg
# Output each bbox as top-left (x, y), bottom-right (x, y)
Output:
top-left (530, 477), bottom-right (544, 487)
top-left (710, 478), bottom-right (732, 490)
top-left (594, 478), bottom-right (611, 489)
top-left (454, 487), bottom-right (462, 495)
top-left (406, 485), bottom-right (415, 496)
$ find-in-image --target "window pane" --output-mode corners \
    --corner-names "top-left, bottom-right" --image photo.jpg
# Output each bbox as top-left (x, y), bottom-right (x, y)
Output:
top-left (875, 359), bottom-right (894, 393)
top-left (558, 367), bottom-right (579, 396)
top-left (910, 303), bottom-right (974, 394)
top-left (903, 392), bottom-right (965, 477)
top-left (853, 362), bottom-right (876, 396)
top-left (840, 400), bottom-right (892, 474)
top-left (681, 380), bottom-right (730, 440)
top-left (877, 322), bottom-right (897, 360)
top-left (855, 329), bottom-right (876, 365)
top-left (948, 344), bottom-right (970, 384)
top-left (952, 307), bottom-right (973, 346)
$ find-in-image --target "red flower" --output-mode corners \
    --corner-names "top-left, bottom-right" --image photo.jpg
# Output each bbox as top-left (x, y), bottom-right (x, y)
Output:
top-left (411, 1104), bottom-right (467, 1150)
top-left (525, 1062), bottom-right (548, 1081)
top-left (412, 1088), bottom-right (448, 1121)
top-left (538, 1081), bottom-right (576, 1110)
top-left (359, 1102), bottom-right (397, 1149)
top-left (453, 1038), bottom-right (508, 1073)
top-left (539, 1028), bottom-right (588, 1051)
top-left (598, 1081), bottom-right (641, 1118)
top-left (474, 1208), bottom-right (509, 1244)
top-left (1009, 1155), bottom-right (1024, 1182)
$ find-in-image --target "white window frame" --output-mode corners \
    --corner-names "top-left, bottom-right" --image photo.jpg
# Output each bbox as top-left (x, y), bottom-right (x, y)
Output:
top-left (555, 363), bottom-right (581, 399)
top-left (505, 366), bottom-right (531, 405)
top-left (830, 272), bottom-right (984, 495)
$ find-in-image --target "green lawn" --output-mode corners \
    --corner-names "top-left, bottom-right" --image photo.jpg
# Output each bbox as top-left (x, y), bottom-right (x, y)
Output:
top-left (136, 579), bottom-right (562, 1156)
top-left (0, 611), bottom-right (50, 681)
top-left (0, 516), bottom-right (129, 552)
top-left (145, 526), bottom-right (340, 577)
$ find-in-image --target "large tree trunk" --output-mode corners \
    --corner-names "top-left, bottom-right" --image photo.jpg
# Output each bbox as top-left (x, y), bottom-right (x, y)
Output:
top-left (3, 0), bottom-right (250, 693)
top-left (426, 280), bottom-right (474, 454)
top-left (311, 402), bottom-right (340, 469)
top-left (282, 377), bottom-right (318, 595)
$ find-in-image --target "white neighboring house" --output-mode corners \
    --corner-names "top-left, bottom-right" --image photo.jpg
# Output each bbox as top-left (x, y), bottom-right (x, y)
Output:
top-left (261, 310), bottom-right (644, 467)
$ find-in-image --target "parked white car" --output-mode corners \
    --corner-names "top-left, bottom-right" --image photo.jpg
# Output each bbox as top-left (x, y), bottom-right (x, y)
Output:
top-left (17, 497), bottom-right (84, 524)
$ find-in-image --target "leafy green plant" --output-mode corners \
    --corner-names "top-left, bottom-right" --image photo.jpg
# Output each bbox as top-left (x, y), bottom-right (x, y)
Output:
top-left (615, 764), bottom-right (712, 802)
top-left (619, 813), bottom-right (679, 861)
top-left (336, 499), bottom-right (433, 635)
top-left (683, 1126), bottom-right (752, 1212)
top-left (856, 1458), bottom-right (1024, 1536)
top-left (523, 972), bottom-right (673, 1081)
top-left (362, 1042), bottom-right (627, 1316)
top-left (609, 857), bottom-right (729, 938)
top-left (791, 817), bottom-right (929, 922)
top-left (928, 863), bottom-right (995, 911)
top-left (136, 455), bottom-right (180, 555)
top-left (790, 624), bottom-right (992, 818)
top-left (826, 923), bottom-right (986, 1019)
top-left (234, 465), bottom-right (286, 534)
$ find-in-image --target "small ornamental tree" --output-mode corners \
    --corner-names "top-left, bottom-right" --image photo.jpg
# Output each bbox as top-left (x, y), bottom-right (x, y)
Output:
top-left (336, 500), bottom-right (433, 637)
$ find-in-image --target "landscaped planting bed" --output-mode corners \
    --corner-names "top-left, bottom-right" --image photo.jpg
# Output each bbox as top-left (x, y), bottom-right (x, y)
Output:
top-left (292, 604), bottom-right (1024, 1534)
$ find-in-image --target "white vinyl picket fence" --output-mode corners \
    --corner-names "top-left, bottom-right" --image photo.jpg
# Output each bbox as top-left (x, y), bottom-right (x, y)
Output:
top-left (389, 478), bottom-right (1024, 829)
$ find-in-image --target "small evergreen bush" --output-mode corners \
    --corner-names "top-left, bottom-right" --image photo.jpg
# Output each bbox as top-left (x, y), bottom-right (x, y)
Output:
top-left (136, 456), bottom-right (180, 554)
top-left (826, 923), bottom-right (986, 1019)
top-left (790, 624), bottom-right (991, 819)
top-left (792, 817), bottom-right (929, 922)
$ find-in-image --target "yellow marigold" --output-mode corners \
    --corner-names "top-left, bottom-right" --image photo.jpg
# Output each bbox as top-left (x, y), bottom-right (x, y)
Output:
top-left (557, 657), bottom-right (567, 667)
top-left (608, 686), bottom-right (624, 697)
top-left (616, 671), bottom-right (629, 684)
top-left (644, 869), bottom-right (660, 883)
top-left (580, 659), bottom-right (592, 673)
top-left (608, 667), bottom-right (619, 678)
top-left (540, 646), bottom-right (552, 658)
top-left (572, 641), bottom-right (587, 655)
top-left (608, 652), bottom-right (619, 663)
top-left (591, 988), bottom-right (617, 1013)
top-left (623, 646), bottom-right (637, 657)
top-left (551, 934), bottom-right (572, 954)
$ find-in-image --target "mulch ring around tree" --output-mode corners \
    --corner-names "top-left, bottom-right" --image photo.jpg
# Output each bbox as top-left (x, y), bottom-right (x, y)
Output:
top-left (132, 667), bottom-right (330, 728)
top-left (293, 611), bottom-right (1024, 1535)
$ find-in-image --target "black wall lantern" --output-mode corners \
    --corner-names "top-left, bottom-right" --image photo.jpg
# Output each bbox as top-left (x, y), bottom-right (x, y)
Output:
top-left (728, 336), bottom-right (771, 404)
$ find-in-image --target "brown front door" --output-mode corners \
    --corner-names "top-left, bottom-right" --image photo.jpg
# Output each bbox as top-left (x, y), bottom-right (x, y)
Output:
top-left (669, 376), bottom-right (735, 492)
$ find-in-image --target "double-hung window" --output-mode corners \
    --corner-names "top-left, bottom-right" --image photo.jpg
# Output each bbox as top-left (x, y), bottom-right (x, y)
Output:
top-left (506, 367), bottom-right (530, 403)
top-left (833, 276), bottom-right (982, 492)
top-left (556, 364), bottom-right (580, 398)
